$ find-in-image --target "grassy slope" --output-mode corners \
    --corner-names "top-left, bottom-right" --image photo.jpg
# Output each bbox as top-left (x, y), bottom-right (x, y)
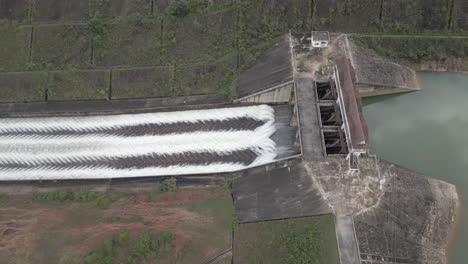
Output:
top-left (351, 34), bottom-right (468, 70)
top-left (0, 0), bottom-right (465, 102)
top-left (0, 187), bottom-right (234, 264)
top-left (233, 214), bottom-right (340, 264)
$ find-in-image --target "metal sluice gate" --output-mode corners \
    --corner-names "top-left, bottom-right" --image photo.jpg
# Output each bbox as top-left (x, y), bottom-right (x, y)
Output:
top-left (316, 80), bottom-right (349, 156)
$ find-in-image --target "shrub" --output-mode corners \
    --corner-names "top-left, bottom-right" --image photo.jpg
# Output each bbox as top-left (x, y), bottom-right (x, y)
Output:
top-left (88, 14), bottom-right (108, 47)
top-left (84, 229), bottom-right (176, 264)
top-left (169, 0), bottom-right (192, 18)
top-left (168, 0), bottom-right (211, 18)
top-left (32, 190), bottom-right (124, 208)
top-left (159, 178), bottom-right (178, 193)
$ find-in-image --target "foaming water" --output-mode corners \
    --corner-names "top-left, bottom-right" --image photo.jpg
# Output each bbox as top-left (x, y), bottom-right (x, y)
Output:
top-left (363, 72), bottom-right (468, 264)
top-left (0, 105), bottom-right (278, 180)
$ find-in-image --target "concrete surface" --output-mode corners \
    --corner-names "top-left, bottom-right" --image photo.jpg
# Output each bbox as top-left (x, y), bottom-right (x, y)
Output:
top-left (290, 33), bottom-right (420, 97)
top-left (232, 160), bottom-right (331, 223)
top-left (346, 37), bottom-right (421, 95)
top-left (270, 104), bottom-right (301, 159)
top-left (354, 160), bottom-right (458, 264)
top-left (236, 83), bottom-right (293, 104)
top-left (336, 216), bottom-right (361, 264)
top-left (237, 39), bottom-right (293, 98)
top-left (305, 156), bottom-right (382, 216)
top-left (0, 94), bottom-right (229, 117)
top-left (304, 156), bottom-right (458, 264)
top-left (295, 78), bottom-right (325, 161)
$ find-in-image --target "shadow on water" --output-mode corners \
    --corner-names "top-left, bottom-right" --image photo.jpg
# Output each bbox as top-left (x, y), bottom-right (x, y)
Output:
top-left (361, 92), bottom-right (406, 107)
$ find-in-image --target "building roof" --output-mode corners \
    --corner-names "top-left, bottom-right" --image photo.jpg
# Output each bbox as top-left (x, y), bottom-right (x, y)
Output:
top-left (336, 57), bottom-right (369, 151)
top-left (312, 31), bottom-right (330, 41)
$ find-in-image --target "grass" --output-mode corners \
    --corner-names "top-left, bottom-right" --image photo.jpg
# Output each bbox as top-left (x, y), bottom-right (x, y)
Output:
top-left (0, 22), bottom-right (31, 72)
top-left (190, 191), bottom-right (237, 227)
top-left (0, 187), bottom-right (234, 264)
top-left (351, 34), bottom-right (468, 64)
top-left (33, 232), bottom-right (85, 264)
top-left (82, 229), bottom-right (177, 264)
top-left (187, 190), bottom-right (235, 252)
top-left (110, 66), bottom-right (174, 99)
top-left (47, 69), bottom-right (110, 101)
top-left (234, 215), bottom-right (340, 264)
top-left (32, 24), bottom-right (92, 69)
top-left (1, 0), bottom-right (467, 102)
top-left (92, 14), bottom-right (163, 67)
top-left (0, 71), bottom-right (48, 103)
top-left (32, 190), bottom-right (134, 209)
top-left (145, 177), bottom-right (179, 198)
top-left (88, 13), bottom-right (109, 49)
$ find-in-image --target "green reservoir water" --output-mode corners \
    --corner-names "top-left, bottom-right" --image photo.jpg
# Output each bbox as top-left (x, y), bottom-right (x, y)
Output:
top-left (363, 72), bottom-right (468, 264)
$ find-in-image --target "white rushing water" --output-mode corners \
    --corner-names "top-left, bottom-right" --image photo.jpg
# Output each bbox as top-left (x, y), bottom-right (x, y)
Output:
top-left (0, 105), bottom-right (274, 133)
top-left (0, 105), bottom-right (278, 180)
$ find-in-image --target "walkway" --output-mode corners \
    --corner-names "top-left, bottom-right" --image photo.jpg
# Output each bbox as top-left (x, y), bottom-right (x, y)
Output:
top-left (295, 78), bottom-right (325, 161)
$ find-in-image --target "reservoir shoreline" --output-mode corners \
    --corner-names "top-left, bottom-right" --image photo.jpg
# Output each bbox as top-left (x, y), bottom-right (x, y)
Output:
top-left (359, 70), bottom-right (467, 98)
top-left (448, 187), bottom-right (463, 264)
top-left (363, 72), bottom-right (468, 264)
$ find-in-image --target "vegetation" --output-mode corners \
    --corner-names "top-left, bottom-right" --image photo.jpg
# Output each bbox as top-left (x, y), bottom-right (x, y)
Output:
top-left (32, 24), bottom-right (92, 70)
top-left (0, 188), bottom-right (233, 264)
top-left (0, 71), bottom-right (48, 103)
top-left (88, 13), bottom-right (109, 48)
top-left (234, 215), bottom-right (340, 264)
top-left (83, 230), bottom-right (177, 264)
top-left (159, 177), bottom-right (178, 192)
top-left (168, 0), bottom-right (194, 18)
top-left (0, 0), bottom-right (467, 101)
top-left (48, 69), bottom-right (110, 101)
top-left (146, 177), bottom-right (179, 198)
top-left (32, 190), bottom-right (133, 208)
top-left (351, 34), bottom-right (468, 63)
top-left (0, 21), bottom-right (30, 72)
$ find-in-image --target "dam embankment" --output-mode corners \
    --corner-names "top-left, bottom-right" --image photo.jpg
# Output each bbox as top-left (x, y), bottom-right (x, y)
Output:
top-left (0, 0), bottom-right (466, 104)
top-left (351, 35), bottom-right (468, 75)
top-left (295, 33), bottom-right (422, 97)
top-left (363, 72), bottom-right (468, 264)
top-left (448, 187), bottom-right (462, 264)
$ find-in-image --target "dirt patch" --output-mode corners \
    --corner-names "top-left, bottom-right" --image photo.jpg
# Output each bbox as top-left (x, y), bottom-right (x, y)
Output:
top-left (0, 188), bottom-right (233, 264)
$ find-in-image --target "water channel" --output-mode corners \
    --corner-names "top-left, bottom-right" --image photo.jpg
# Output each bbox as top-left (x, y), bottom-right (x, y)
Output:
top-left (363, 72), bottom-right (468, 264)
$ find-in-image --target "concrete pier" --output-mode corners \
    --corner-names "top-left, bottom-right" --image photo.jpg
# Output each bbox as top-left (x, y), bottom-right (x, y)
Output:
top-left (295, 78), bottom-right (325, 161)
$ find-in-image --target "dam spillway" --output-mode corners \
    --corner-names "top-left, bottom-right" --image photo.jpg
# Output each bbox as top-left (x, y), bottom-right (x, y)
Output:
top-left (0, 104), bottom-right (292, 180)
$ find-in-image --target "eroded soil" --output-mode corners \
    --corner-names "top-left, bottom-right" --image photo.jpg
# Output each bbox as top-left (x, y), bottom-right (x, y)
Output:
top-left (0, 188), bottom-right (233, 264)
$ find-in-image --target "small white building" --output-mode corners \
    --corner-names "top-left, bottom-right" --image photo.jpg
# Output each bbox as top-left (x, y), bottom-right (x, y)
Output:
top-left (311, 31), bottom-right (330, 48)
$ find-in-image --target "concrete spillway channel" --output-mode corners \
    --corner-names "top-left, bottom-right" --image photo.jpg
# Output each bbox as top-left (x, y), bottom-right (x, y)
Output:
top-left (0, 104), bottom-right (299, 180)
